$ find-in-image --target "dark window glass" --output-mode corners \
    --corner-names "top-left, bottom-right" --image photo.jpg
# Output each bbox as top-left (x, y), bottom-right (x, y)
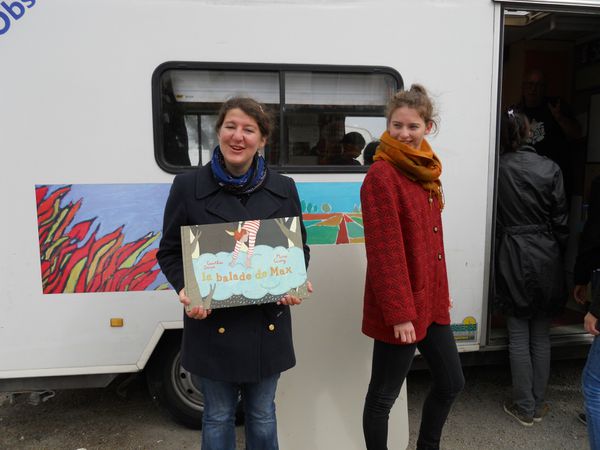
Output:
top-left (153, 64), bottom-right (401, 173)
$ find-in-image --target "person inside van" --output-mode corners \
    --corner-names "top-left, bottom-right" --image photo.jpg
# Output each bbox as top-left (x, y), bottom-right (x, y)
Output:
top-left (363, 140), bottom-right (379, 165)
top-left (157, 96), bottom-right (311, 450)
top-left (518, 68), bottom-right (582, 195)
top-left (337, 131), bottom-right (365, 165)
top-left (495, 108), bottom-right (569, 427)
top-left (360, 84), bottom-right (464, 450)
top-left (161, 75), bottom-right (191, 166)
top-left (313, 117), bottom-right (345, 165)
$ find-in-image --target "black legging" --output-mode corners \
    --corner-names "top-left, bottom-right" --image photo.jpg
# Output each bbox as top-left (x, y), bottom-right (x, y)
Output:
top-left (363, 323), bottom-right (465, 450)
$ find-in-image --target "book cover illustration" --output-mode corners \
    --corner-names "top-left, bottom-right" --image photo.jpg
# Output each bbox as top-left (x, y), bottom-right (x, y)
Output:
top-left (181, 217), bottom-right (309, 310)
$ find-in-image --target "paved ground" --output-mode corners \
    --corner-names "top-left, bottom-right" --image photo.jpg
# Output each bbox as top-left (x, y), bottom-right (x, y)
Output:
top-left (0, 359), bottom-right (590, 449)
top-left (407, 359), bottom-right (589, 449)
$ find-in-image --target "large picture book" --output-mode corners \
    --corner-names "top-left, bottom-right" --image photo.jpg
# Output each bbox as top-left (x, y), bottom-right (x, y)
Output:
top-left (180, 216), bottom-right (309, 310)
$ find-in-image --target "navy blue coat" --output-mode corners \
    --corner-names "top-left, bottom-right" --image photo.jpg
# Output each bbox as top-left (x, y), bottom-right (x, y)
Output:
top-left (157, 164), bottom-right (310, 383)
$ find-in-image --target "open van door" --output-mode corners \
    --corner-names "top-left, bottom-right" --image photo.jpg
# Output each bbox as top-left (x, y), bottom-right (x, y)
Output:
top-left (489, 0), bottom-right (600, 349)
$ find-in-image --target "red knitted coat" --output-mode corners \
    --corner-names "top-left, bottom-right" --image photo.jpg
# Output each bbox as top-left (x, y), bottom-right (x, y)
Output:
top-left (361, 160), bottom-right (451, 344)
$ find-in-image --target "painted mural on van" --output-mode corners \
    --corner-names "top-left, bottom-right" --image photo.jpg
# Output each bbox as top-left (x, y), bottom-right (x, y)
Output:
top-left (35, 182), bottom-right (364, 294)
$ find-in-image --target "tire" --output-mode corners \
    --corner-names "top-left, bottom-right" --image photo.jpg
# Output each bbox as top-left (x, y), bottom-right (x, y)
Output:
top-left (145, 331), bottom-right (204, 429)
top-left (145, 331), bottom-right (244, 430)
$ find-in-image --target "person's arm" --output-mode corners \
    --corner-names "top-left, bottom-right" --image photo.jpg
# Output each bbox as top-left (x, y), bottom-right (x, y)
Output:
top-left (584, 285), bottom-right (600, 336)
top-left (157, 176), bottom-right (188, 294)
top-left (361, 167), bottom-right (417, 327)
top-left (548, 99), bottom-right (582, 140)
top-left (550, 167), bottom-right (569, 251)
top-left (574, 284), bottom-right (589, 305)
top-left (157, 176), bottom-right (213, 319)
top-left (584, 312), bottom-right (599, 336)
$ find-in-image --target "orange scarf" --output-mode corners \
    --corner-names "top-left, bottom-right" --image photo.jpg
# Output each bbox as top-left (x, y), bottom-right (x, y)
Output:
top-left (374, 131), bottom-right (444, 209)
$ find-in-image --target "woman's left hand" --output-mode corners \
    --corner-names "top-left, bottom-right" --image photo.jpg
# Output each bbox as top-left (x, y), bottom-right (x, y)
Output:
top-left (278, 281), bottom-right (313, 306)
top-left (449, 297), bottom-right (454, 311)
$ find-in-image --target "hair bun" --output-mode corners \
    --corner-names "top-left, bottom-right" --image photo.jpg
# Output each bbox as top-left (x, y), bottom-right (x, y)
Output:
top-left (410, 84), bottom-right (427, 96)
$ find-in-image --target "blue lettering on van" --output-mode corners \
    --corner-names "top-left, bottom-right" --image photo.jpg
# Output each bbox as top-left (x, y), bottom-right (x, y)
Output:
top-left (0, 0), bottom-right (36, 36)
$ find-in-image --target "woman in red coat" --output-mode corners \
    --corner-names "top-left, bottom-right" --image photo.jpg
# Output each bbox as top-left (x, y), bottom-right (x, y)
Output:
top-left (361, 85), bottom-right (464, 450)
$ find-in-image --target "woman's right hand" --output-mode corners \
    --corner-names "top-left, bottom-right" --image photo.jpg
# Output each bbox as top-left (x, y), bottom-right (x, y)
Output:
top-left (393, 321), bottom-right (416, 343)
top-left (179, 288), bottom-right (212, 320)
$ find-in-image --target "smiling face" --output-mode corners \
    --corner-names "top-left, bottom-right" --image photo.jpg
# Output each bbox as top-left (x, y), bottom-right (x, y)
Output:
top-left (218, 108), bottom-right (266, 176)
top-left (388, 106), bottom-right (432, 150)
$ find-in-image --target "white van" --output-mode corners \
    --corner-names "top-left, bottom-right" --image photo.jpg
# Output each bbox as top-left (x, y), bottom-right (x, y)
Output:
top-left (2, 1), bottom-right (600, 448)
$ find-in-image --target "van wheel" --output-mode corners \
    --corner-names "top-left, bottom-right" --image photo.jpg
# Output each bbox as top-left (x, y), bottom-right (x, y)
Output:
top-left (145, 332), bottom-right (204, 429)
top-left (145, 331), bottom-right (244, 430)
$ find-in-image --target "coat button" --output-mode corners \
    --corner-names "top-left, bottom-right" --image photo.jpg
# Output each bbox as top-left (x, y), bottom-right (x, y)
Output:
top-left (428, 197), bottom-right (433, 204)
top-left (433, 226), bottom-right (439, 233)
top-left (218, 327), bottom-right (225, 334)
top-left (437, 253), bottom-right (442, 260)
top-left (268, 324), bottom-right (275, 331)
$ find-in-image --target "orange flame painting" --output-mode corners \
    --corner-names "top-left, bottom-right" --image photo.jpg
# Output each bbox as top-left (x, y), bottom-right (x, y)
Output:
top-left (36, 185), bottom-right (166, 294)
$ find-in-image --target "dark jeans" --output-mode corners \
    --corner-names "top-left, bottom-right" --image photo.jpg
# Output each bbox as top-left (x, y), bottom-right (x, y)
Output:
top-left (363, 323), bottom-right (464, 450)
top-left (505, 316), bottom-right (551, 416)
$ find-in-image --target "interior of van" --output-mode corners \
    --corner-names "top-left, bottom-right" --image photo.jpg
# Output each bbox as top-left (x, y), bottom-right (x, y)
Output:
top-left (490, 6), bottom-right (600, 346)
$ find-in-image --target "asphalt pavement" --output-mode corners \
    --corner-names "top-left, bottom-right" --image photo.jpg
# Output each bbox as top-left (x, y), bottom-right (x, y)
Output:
top-left (0, 358), bottom-right (590, 449)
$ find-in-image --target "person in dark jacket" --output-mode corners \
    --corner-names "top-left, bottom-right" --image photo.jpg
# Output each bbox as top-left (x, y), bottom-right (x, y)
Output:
top-left (575, 175), bottom-right (600, 448)
top-left (157, 97), bottom-right (311, 450)
top-left (495, 108), bottom-right (569, 427)
top-left (517, 69), bottom-right (582, 196)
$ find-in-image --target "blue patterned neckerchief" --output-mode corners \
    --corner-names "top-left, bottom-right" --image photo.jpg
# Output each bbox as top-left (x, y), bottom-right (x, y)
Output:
top-left (210, 146), bottom-right (268, 195)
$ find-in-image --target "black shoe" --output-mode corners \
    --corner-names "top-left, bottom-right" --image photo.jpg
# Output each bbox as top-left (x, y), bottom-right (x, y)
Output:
top-left (578, 413), bottom-right (587, 425)
top-left (503, 402), bottom-right (534, 427)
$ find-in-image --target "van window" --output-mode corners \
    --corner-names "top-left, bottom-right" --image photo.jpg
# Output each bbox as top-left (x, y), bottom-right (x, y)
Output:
top-left (152, 63), bottom-right (402, 173)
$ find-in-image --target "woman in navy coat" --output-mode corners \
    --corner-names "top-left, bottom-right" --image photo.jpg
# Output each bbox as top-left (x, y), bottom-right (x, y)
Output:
top-left (157, 97), bottom-right (310, 450)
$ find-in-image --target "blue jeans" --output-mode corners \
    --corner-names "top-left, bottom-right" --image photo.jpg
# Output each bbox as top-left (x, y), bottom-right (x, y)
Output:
top-left (196, 373), bottom-right (280, 450)
top-left (584, 337), bottom-right (600, 450)
top-left (583, 272), bottom-right (600, 450)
